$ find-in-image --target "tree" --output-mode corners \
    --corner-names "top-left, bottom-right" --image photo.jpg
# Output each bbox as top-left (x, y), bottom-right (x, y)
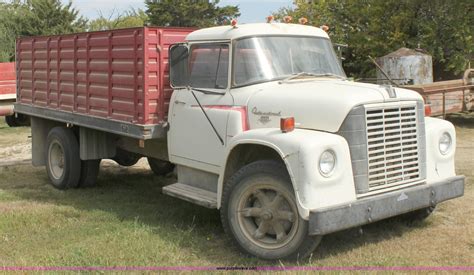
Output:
top-left (19, 0), bottom-right (87, 35)
top-left (0, 1), bottom-right (20, 61)
top-left (0, 0), bottom-right (87, 62)
top-left (88, 9), bottom-right (148, 31)
top-left (145, 0), bottom-right (240, 28)
top-left (275, 0), bottom-right (473, 80)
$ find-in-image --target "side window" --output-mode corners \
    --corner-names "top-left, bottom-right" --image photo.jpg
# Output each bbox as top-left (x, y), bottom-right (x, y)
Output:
top-left (189, 44), bottom-right (229, 89)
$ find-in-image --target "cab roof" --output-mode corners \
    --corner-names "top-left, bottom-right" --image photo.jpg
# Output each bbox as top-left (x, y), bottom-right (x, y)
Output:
top-left (186, 23), bottom-right (329, 42)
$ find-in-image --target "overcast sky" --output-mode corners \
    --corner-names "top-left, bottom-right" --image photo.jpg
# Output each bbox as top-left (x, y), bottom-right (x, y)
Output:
top-left (62, 0), bottom-right (294, 23)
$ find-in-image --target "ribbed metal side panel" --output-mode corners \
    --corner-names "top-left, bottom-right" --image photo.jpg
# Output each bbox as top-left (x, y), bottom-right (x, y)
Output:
top-left (15, 27), bottom-right (194, 125)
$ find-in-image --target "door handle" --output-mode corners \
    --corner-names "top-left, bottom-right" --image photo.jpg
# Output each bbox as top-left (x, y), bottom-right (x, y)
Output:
top-left (174, 100), bottom-right (186, 105)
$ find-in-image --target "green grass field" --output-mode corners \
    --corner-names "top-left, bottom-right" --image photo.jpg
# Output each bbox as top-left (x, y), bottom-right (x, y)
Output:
top-left (0, 118), bottom-right (472, 268)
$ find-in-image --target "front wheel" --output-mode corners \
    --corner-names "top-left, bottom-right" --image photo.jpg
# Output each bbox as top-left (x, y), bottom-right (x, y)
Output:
top-left (221, 160), bottom-right (321, 260)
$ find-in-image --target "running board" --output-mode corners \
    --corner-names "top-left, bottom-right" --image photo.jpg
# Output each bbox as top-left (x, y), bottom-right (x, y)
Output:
top-left (162, 183), bottom-right (217, 209)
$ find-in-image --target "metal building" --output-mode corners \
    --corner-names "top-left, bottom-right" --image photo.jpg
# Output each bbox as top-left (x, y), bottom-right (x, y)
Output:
top-left (376, 48), bottom-right (433, 85)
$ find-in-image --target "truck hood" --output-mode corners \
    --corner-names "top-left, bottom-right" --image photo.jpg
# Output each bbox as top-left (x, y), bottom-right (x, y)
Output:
top-left (239, 79), bottom-right (423, 133)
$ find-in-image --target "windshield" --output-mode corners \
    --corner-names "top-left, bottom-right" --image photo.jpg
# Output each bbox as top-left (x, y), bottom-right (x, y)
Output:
top-left (233, 36), bottom-right (345, 87)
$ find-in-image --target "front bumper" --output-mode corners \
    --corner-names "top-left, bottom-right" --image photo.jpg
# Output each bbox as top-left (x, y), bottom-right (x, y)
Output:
top-left (308, 176), bottom-right (465, 235)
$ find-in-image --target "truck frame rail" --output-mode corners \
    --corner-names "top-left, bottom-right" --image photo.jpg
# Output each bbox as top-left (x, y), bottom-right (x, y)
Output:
top-left (15, 103), bottom-right (165, 139)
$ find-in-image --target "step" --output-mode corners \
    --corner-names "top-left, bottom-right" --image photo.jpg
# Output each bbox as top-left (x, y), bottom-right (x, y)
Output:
top-left (162, 183), bottom-right (217, 209)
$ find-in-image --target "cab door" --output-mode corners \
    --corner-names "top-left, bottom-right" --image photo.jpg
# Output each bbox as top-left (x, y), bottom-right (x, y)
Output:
top-left (168, 43), bottom-right (232, 172)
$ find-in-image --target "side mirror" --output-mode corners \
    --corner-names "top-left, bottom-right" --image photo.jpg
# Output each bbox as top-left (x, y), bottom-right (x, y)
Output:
top-left (169, 44), bottom-right (189, 88)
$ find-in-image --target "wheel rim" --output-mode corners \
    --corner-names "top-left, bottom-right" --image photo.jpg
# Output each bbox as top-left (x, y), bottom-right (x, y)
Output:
top-left (236, 183), bottom-right (299, 249)
top-left (48, 140), bottom-right (65, 180)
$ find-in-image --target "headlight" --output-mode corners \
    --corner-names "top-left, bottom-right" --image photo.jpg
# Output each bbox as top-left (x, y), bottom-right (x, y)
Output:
top-left (319, 150), bottom-right (336, 177)
top-left (439, 132), bottom-right (452, 155)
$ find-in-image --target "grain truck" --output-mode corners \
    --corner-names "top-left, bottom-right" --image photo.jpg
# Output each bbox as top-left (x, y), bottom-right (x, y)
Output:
top-left (14, 23), bottom-right (465, 260)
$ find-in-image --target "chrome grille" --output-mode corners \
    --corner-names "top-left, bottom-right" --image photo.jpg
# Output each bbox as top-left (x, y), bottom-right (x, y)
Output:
top-left (365, 102), bottom-right (420, 191)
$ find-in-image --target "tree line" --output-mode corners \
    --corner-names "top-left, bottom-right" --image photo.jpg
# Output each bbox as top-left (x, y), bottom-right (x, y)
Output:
top-left (1, 0), bottom-right (472, 79)
top-left (0, 0), bottom-right (239, 62)
top-left (275, 0), bottom-right (473, 79)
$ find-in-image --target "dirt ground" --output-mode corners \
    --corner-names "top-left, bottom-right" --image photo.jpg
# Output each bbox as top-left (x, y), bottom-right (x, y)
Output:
top-left (0, 115), bottom-right (472, 267)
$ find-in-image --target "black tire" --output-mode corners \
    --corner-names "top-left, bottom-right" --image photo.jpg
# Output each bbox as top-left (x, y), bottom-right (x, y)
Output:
top-left (147, 157), bottom-right (175, 176)
top-left (5, 115), bottom-right (18, 127)
top-left (14, 113), bottom-right (30, 126)
top-left (5, 113), bottom-right (30, 127)
top-left (113, 148), bottom-right (140, 167)
top-left (221, 160), bottom-right (322, 260)
top-left (400, 205), bottom-right (436, 224)
top-left (45, 127), bottom-right (81, 189)
top-left (78, 159), bottom-right (101, 187)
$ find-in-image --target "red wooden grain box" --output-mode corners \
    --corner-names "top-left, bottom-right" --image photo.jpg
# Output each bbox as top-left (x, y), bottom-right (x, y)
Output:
top-left (16, 27), bottom-right (194, 125)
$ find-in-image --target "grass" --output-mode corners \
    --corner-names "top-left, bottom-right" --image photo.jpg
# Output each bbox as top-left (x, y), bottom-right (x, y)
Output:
top-left (0, 118), bottom-right (473, 268)
top-left (0, 120), bottom-right (30, 148)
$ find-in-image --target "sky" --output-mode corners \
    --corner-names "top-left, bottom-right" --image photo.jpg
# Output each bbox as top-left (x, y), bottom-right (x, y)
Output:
top-left (61, 0), bottom-right (295, 23)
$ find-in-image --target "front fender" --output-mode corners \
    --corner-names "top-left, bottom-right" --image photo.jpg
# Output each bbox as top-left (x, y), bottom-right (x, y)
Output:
top-left (425, 117), bottom-right (457, 182)
top-left (219, 128), bottom-right (356, 219)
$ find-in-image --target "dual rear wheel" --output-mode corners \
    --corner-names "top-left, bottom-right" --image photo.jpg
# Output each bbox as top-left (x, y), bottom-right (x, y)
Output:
top-left (46, 127), bottom-right (100, 189)
top-left (45, 127), bottom-right (174, 189)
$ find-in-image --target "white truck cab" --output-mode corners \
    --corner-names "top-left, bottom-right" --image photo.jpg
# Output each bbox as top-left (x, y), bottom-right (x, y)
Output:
top-left (165, 23), bottom-right (464, 260)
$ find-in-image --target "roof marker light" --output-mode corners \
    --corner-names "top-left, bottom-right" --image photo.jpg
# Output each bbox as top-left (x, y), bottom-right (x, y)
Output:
top-left (231, 19), bottom-right (238, 28)
top-left (266, 15), bottom-right (274, 23)
top-left (298, 17), bottom-right (308, 25)
top-left (283, 16), bottom-right (293, 23)
top-left (321, 24), bottom-right (329, 32)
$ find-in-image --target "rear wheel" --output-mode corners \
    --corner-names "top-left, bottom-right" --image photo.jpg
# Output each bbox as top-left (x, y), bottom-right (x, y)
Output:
top-left (5, 115), bottom-right (17, 127)
top-left (78, 159), bottom-right (101, 187)
top-left (46, 127), bottom-right (81, 189)
top-left (221, 160), bottom-right (322, 260)
top-left (5, 113), bottom-right (30, 127)
top-left (147, 157), bottom-right (175, 176)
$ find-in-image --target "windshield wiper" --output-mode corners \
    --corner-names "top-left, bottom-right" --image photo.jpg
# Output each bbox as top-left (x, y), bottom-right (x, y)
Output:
top-left (279, 72), bottom-right (346, 84)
